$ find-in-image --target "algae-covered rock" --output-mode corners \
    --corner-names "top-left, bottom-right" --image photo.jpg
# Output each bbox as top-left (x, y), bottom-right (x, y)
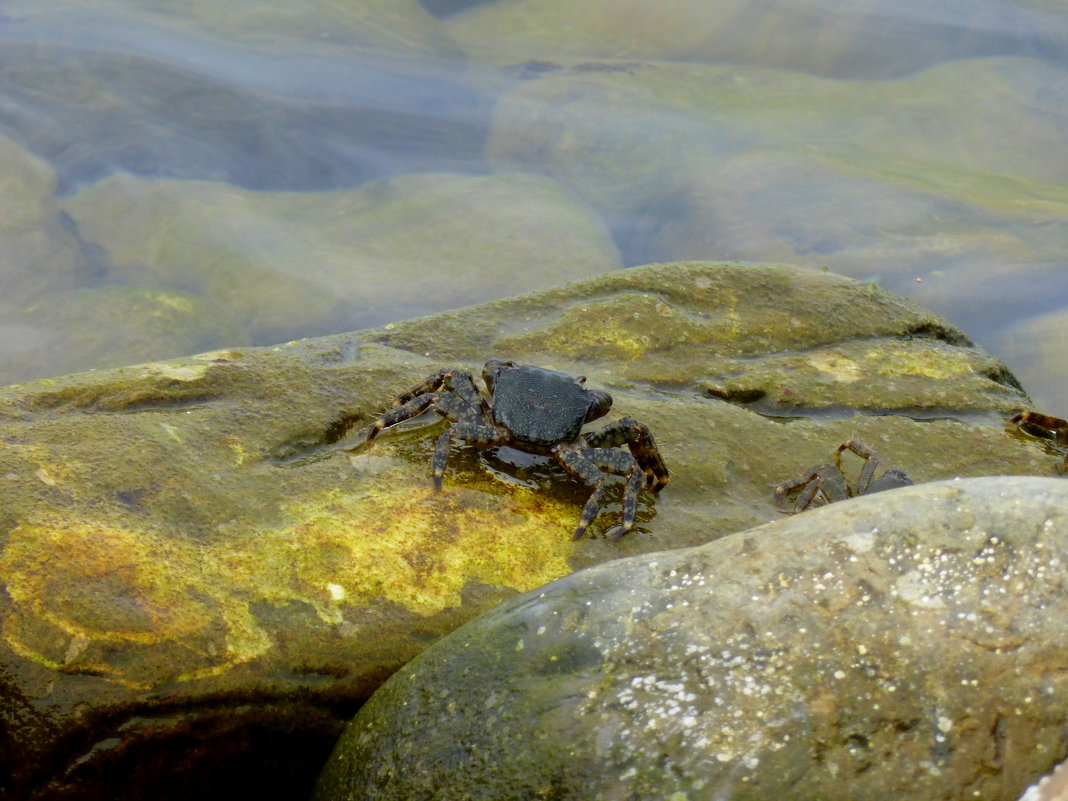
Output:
top-left (60, 171), bottom-right (621, 344)
top-left (315, 476), bottom-right (1068, 801)
top-left (0, 261), bottom-right (1052, 800)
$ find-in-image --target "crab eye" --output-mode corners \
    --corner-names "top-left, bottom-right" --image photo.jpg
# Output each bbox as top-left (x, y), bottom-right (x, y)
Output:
top-left (585, 389), bottom-right (612, 422)
top-left (575, 376), bottom-right (586, 385)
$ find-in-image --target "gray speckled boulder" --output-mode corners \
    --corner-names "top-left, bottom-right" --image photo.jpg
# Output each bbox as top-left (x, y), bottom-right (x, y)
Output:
top-left (315, 476), bottom-right (1068, 801)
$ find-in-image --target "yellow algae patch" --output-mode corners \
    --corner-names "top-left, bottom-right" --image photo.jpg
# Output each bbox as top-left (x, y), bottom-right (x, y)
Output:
top-left (143, 362), bottom-right (209, 382)
top-left (866, 344), bottom-right (975, 379)
top-left (0, 482), bottom-right (577, 687)
top-left (807, 351), bottom-right (862, 382)
top-left (273, 484), bottom-right (576, 617)
top-left (0, 520), bottom-right (237, 686)
top-left (223, 435), bottom-right (253, 465)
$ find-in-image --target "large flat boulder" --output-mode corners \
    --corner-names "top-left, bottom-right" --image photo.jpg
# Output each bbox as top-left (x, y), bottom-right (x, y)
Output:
top-left (0, 261), bottom-right (1053, 800)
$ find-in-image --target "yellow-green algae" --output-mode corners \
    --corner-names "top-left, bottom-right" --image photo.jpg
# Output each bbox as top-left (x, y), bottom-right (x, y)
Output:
top-left (0, 478), bottom-right (575, 689)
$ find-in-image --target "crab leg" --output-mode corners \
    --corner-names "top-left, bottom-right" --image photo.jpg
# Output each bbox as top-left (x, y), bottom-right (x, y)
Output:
top-left (585, 417), bottom-right (669, 492)
top-left (553, 447), bottom-right (610, 540)
top-left (607, 468), bottom-right (646, 541)
top-left (395, 369), bottom-right (485, 413)
top-left (774, 463), bottom-right (849, 512)
top-left (555, 446), bottom-right (645, 540)
top-left (431, 417), bottom-right (508, 490)
top-left (1009, 411), bottom-right (1068, 444)
top-left (366, 371), bottom-right (484, 446)
top-left (834, 439), bottom-right (878, 494)
top-left (366, 392), bottom-right (438, 445)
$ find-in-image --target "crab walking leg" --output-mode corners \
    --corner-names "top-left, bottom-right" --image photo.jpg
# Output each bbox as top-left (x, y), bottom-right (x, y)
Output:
top-left (555, 446), bottom-right (645, 540)
top-left (835, 439), bottom-right (878, 494)
top-left (366, 392), bottom-right (438, 445)
top-left (431, 429), bottom-right (451, 491)
top-left (1009, 411), bottom-right (1068, 444)
top-left (774, 463), bottom-right (848, 512)
top-left (791, 471), bottom-right (842, 511)
top-left (606, 468), bottom-right (646, 541)
top-left (1009, 411), bottom-right (1068, 470)
top-left (431, 418), bottom-right (508, 490)
top-left (366, 383), bottom-right (484, 448)
top-left (585, 448), bottom-right (646, 539)
top-left (584, 417), bottom-right (669, 492)
top-left (553, 447), bottom-right (611, 540)
top-left (393, 369), bottom-right (482, 409)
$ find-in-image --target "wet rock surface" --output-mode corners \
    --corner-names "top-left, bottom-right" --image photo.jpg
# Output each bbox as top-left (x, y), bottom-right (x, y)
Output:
top-left (315, 476), bottom-right (1068, 801)
top-left (0, 261), bottom-right (1056, 800)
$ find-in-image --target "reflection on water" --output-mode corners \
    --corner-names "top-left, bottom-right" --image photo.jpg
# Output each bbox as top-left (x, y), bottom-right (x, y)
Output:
top-left (0, 0), bottom-right (1067, 413)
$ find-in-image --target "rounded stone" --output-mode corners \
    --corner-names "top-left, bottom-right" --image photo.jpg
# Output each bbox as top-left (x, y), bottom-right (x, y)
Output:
top-left (316, 476), bottom-right (1068, 801)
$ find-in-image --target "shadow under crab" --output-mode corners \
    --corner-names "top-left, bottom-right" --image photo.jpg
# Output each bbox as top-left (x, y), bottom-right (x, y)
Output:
top-left (775, 439), bottom-right (913, 513)
top-left (365, 359), bottom-right (669, 540)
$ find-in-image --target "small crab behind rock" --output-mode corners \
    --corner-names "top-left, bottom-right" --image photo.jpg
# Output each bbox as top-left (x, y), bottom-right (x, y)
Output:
top-left (365, 359), bottom-right (669, 540)
top-left (774, 439), bottom-right (913, 513)
top-left (1007, 411), bottom-right (1068, 471)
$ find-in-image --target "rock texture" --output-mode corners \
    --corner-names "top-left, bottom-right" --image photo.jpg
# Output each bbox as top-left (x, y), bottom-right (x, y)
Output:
top-left (316, 476), bottom-right (1068, 801)
top-left (0, 261), bottom-right (1054, 800)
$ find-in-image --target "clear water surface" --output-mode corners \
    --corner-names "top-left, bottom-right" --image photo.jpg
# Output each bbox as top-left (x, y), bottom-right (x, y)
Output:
top-left (1, 0), bottom-right (1067, 416)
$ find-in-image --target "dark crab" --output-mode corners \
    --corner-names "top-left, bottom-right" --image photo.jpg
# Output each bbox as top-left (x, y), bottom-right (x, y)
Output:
top-left (365, 359), bottom-right (669, 540)
top-left (774, 439), bottom-right (913, 513)
top-left (1008, 411), bottom-right (1068, 471)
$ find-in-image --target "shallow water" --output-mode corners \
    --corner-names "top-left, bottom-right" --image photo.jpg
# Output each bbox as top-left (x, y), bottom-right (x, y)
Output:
top-left (1, 0), bottom-right (1067, 416)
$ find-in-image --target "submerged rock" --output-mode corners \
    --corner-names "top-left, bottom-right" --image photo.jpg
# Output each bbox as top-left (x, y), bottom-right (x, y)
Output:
top-left (315, 476), bottom-right (1068, 801)
top-left (0, 0), bottom-right (475, 190)
top-left (0, 135), bottom-right (85, 309)
top-left (990, 304), bottom-right (1068, 416)
top-left (486, 58), bottom-right (1068, 299)
top-left (0, 261), bottom-right (1053, 800)
top-left (60, 171), bottom-right (621, 345)
top-left (447, 0), bottom-right (1066, 79)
